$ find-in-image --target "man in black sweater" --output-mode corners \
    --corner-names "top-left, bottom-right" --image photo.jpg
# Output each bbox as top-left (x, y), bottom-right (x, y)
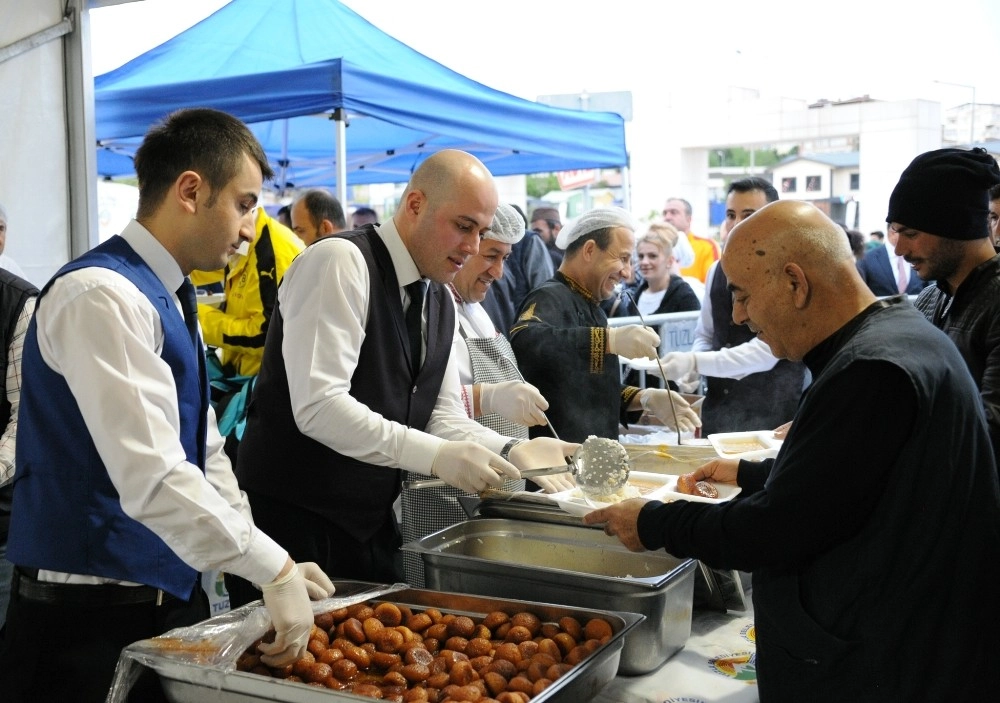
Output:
top-left (587, 200), bottom-right (1000, 702)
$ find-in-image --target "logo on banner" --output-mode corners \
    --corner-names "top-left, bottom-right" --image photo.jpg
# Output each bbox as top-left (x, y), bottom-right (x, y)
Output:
top-left (708, 651), bottom-right (757, 681)
top-left (663, 698), bottom-right (707, 703)
top-left (740, 623), bottom-right (756, 644)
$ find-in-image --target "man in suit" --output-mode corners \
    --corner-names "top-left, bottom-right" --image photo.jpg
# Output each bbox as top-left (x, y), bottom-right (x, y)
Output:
top-left (856, 224), bottom-right (926, 296)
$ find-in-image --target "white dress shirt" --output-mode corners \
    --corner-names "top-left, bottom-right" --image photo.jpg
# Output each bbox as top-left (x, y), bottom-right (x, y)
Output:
top-left (276, 219), bottom-right (507, 476)
top-left (36, 220), bottom-right (286, 587)
top-left (449, 287), bottom-right (502, 416)
top-left (0, 296), bottom-right (34, 486)
top-left (690, 261), bottom-right (780, 379)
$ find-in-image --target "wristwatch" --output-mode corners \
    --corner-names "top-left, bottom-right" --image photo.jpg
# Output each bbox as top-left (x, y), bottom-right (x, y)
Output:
top-left (499, 438), bottom-right (525, 462)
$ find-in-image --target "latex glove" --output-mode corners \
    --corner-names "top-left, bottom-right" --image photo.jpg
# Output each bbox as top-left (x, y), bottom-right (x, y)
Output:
top-left (297, 562), bottom-right (336, 600)
top-left (508, 437), bottom-right (579, 472)
top-left (607, 325), bottom-right (660, 360)
top-left (640, 389), bottom-right (702, 433)
top-left (531, 472), bottom-right (577, 493)
top-left (677, 372), bottom-right (702, 395)
top-left (431, 440), bottom-right (520, 493)
top-left (656, 352), bottom-right (697, 381)
top-left (479, 381), bottom-right (549, 426)
top-left (258, 563), bottom-right (315, 667)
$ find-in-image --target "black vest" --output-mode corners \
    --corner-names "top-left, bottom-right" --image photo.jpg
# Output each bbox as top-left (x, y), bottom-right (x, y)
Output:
top-left (703, 265), bottom-right (807, 434)
top-left (0, 270), bottom-right (37, 433)
top-left (236, 228), bottom-right (455, 542)
top-left (0, 270), bottom-right (38, 539)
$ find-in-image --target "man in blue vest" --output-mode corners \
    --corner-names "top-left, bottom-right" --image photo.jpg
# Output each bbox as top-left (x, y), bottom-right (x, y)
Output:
top-left (0, 108), bottom-right (334, 703)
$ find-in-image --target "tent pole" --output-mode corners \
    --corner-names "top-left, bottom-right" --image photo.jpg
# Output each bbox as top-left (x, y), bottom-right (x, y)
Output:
top-left (279, 118), bottom-right (289, 197)
top-left (333, 109), bottom-right (347, 205)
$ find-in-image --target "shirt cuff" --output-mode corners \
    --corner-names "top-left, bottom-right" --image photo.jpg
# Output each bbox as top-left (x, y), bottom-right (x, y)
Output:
top-left (226, 527), bottom-right (289, 588)
top-left (399, 428), bottom-right (447, 476)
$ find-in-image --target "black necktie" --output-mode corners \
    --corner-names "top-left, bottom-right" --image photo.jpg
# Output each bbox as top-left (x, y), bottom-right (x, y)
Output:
top-left (405, 281), bottom-right (425, 374)
top-left (177, 278), bottom-right (200, 350)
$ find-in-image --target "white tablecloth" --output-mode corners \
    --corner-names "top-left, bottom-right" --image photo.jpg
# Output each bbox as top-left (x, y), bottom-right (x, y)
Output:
top-left (596, 607), bottom-right (759, 703)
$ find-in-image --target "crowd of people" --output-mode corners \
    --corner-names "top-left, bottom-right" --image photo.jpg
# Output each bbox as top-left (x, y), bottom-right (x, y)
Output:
top-left (0, 106), bottom-right (996, 701)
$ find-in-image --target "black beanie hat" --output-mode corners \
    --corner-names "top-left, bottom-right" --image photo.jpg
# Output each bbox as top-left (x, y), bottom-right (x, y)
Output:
top-left (886, 147), bottom-right (1000, 239)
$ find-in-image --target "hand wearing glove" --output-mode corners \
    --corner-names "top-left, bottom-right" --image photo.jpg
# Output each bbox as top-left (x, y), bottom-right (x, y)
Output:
top-left (531, 472), bottom-right (577, 493)
top-left (607, 325), bottom-right (660, 360)
top-left (677, 372), bottom-right (702, 395)
top-left (508, 437), bottom-right (579, 473)
top-left (431, 440), bottom-right (520, 493)
top-left (296, 562), bottom-right (337, 600)
top-left (258, 561), bottom-right (318, 667)
top-left (655, 352), bottom-right (697, 381)
top-left (478, 381), bottom-right (549, 426)
top-left (640, 389), bottom-right (702, 434)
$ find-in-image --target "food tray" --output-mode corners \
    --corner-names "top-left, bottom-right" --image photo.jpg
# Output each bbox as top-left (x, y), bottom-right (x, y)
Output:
top-left (708, 430), bottom-right (782, 460)
top-left (403, 519), bottom-right (696, 675)
top-left (142, 582), bottom-right (642, 703)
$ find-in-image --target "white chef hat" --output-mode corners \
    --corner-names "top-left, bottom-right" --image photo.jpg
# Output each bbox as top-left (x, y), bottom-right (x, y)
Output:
top-left (556, 206), bottom-right (637, 250)
top-left (486, 202), bottom-right (526, 245)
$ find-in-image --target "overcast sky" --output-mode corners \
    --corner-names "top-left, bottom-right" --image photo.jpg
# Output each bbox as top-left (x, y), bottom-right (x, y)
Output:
top-left (90, 0), bottom-right (1000, 110)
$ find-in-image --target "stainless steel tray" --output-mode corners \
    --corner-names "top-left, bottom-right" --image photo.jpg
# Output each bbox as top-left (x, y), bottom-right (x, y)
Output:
top-left (403, 519), bottom-right (695, 675)
top-left (152, 582), bottom-right (643, 702)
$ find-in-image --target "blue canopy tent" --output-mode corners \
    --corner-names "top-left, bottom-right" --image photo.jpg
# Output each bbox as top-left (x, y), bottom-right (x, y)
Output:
top-left (94, 0), bottom-right (628, 199)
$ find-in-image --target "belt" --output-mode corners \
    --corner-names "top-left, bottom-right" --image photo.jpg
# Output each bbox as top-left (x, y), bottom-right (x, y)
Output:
top-left (13, 568), bottom-right (176, 607)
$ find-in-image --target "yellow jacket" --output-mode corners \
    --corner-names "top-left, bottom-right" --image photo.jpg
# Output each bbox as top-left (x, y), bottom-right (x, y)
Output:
top-left (192, 209), bottom-right (304, 377)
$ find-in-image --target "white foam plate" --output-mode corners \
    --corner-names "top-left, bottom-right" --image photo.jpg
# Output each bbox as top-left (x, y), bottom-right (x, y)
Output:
top-left (708, 430), bottom-right (782, 460)
top-left (657, 475), bottom-right (742, 504)
top-left (548, 471), bottom-right (673, 517)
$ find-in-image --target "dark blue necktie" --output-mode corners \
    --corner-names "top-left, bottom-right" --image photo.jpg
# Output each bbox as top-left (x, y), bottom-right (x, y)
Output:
top-left (177, 278), bottom-right (200, 350)
top-left (405, 281), bottom-right (425, 375)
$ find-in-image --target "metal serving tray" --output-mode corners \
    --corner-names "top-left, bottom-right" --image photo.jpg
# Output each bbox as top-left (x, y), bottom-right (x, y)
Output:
top-left (152, 582), bottom-right (642, 703)
top-left (402, 519), bottom-right (696, 675)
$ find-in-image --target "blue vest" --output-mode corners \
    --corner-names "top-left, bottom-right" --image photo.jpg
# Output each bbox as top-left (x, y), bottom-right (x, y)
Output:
top-left (8, 236), bottom-right (208, 600)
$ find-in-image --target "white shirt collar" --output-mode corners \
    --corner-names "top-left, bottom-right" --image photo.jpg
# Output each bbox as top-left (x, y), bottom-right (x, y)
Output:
top-left (378, 218), bottom-right (423, 289)
top-left (120, 220), bottom-right (186, 292)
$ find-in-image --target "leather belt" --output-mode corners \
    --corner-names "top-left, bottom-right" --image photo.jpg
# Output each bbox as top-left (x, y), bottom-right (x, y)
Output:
top-left (13, 568), bottom-right (174, 607)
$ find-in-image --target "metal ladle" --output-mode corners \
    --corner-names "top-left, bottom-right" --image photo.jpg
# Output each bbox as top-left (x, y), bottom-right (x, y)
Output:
top-left (497, 356), bottom-right (630, 496)
top-left (621, 289), bottom-right (683, 446)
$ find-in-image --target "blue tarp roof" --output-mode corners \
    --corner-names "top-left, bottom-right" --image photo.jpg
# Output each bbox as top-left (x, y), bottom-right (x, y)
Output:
top-left (94, 0), bottom-right (627, 186)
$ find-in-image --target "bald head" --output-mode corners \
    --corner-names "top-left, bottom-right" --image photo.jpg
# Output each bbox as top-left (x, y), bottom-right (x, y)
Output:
top-left (722, 201), bottom-right (876, 360)
top-left (401, 150), bottom-right (496, 214)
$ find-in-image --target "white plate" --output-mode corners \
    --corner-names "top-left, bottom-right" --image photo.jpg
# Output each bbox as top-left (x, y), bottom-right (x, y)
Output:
top-left (657, 475), bottom-right (742, 504)
top-left (708, 430), bottom-right (782, 460)
top-left (548, 471), bottom-right (674, 517)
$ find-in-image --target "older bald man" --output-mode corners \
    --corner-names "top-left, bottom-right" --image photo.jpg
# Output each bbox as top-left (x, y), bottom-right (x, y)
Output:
top-left (587, 201), bottom-right (1000, 702)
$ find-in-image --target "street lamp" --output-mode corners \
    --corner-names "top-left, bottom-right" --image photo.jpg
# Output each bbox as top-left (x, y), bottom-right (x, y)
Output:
top-left (934, 80), bottom-right (977, 145)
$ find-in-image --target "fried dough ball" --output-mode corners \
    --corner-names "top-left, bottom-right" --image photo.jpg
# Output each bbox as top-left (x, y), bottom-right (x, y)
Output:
top-left (583, 618), bottom-right (613, 641)
top-left (375, 602), bottom-right (404, 627)
top-left (509, 612), bottom-right (541, 636)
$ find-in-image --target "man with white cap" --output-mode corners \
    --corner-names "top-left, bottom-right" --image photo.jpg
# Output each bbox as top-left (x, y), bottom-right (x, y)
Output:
top-left (400, 203), bottom-right (573, 586)
top-left (511, 207), bottom-right (700, 443)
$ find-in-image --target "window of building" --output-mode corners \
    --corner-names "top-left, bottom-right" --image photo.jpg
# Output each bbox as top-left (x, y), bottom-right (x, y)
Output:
top-left (850, 173), bottom-right (860, 190)
top-left (806, 175), bottom-right (822, 192)
top-left (781, 177), bottom-right (797, 193)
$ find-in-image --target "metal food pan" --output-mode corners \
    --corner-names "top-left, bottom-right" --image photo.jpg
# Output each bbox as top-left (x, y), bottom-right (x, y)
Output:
top-left (402, 519), bottom-right (695, 675)
top-left (154, 582), bottom-right (643, 703)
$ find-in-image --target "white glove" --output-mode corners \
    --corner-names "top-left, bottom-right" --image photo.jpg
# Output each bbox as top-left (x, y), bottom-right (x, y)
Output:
top-left (607, 325), bottom-right (660, 360)
top-left (478, 381), bottom-right (549, 426)
top-left (297, 561), bottom-right (336, 600)
top-left (431, 440), bottom-right (520, 493)
top-left (508, 437), bottom-right (579, 473)
top-left (656, 352), bottom-right (697, 381)
top-left (531, 472), bottom-right (577, 493)
top-left (640, 389), bottom-right (702, 433)
top-left (258, 563), bottom-right (315, 667)
top-left (677, 372), bottom-right (702, 395)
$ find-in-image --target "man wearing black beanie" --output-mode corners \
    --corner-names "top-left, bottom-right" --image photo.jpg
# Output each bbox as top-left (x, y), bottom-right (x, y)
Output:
top-left (888, 146), bottom-right (1000, 464)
